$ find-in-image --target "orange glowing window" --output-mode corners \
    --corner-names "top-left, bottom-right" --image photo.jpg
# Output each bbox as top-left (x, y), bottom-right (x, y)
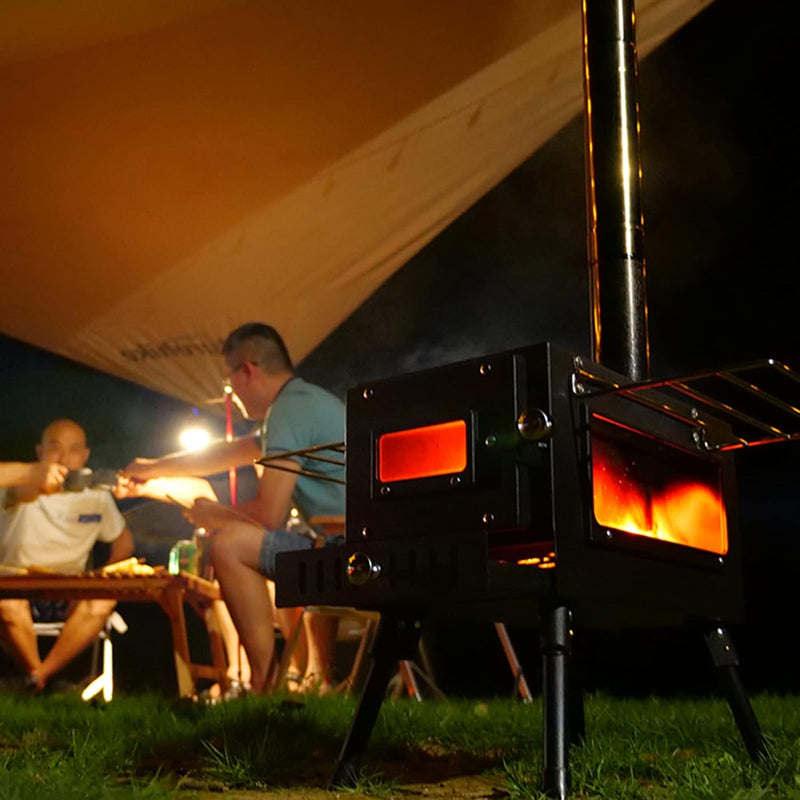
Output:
top-left (378, 420), bottom-right (467, 483)
top-left (591, 415), bottom-right (728, 556)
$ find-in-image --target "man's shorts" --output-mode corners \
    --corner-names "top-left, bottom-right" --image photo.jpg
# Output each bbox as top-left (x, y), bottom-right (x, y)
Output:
top-left (259, 528), bottom-right (344, 580)
top-left (30, 599), bottom-right (69, 624)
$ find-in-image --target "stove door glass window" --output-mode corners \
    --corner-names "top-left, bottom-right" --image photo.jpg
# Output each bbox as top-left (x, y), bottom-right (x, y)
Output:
top-left (591, 414), bottom-right (728, 555)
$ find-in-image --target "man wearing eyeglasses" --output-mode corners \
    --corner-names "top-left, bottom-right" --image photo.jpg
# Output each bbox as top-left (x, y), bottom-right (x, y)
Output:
top-left (122, 322), bottom-right (345, 695)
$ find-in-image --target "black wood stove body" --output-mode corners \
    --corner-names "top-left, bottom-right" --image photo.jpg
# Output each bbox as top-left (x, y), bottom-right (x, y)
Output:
top-left (275, 346), bottom-right (800, 794)
top-left (279, 344), bottom-right (742, 626)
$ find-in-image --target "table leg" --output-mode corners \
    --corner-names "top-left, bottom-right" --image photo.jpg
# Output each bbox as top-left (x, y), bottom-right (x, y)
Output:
top-left (188, 596), bottom-right (230, 691)
top-left (157, 589), bottom-right (195, 698)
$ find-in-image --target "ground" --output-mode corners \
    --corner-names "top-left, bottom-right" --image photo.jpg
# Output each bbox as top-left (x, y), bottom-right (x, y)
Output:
top-left (174, 752), bottom-right (511, 799)
top-left (179, 773), bottom-right (508, 799)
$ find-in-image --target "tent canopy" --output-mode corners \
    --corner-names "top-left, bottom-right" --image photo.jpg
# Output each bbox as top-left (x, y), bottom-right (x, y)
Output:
top-left (0, 0), bottom-right (711, 410)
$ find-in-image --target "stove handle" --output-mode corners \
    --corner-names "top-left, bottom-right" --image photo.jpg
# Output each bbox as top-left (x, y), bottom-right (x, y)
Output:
top-left (347, 552), bottom-right (382, 586)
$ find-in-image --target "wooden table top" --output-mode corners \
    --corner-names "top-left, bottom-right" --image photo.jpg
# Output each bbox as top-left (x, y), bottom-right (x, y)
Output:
top-left (0, 570), bottom-right (220, 601)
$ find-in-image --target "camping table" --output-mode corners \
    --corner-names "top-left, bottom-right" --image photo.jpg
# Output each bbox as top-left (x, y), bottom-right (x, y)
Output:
top-left (0, 570), bottom-right (227, 698)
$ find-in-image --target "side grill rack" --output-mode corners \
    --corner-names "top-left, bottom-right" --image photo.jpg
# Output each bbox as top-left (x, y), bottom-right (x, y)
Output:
top-left (257, 441), bottom-right (346, 484)
top-left (573, 358), bottom-right (800, 451)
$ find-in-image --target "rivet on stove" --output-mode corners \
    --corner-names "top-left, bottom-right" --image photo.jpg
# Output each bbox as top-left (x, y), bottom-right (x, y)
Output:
top-left (484, 434), bottom-right (497, 447)
top-left (380, 485), bottom-right (391, 496)
top-left (605, 530), bottom-right (613, 539)
top-left (482, 512), bottom-right (495, 524)
top-left (361, 526), bottom-right (370, 538)
top-left (362, 388), bottom-right (373, 399)
top-left (479, 363), bottom-right (492, 375)
top-left (449, 475), bottom-right (461, 486)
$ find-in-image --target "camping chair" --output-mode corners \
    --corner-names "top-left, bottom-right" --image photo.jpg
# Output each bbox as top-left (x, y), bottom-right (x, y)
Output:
top-left (269, 603), bottom-right (442, 699)
top-left (34, 610), bottom-right (128, 701)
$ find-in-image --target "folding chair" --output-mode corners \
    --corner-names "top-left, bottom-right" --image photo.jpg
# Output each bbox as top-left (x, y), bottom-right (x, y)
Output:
top-left (34, 610), bottom-right (128, 701)
top-left (270, 604), bottom-right (443, 700)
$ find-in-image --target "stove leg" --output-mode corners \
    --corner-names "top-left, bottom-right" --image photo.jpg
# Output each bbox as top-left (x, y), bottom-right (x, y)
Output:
top-left (330, 613), bottom-right (423, 789)
top-left (704, 625), bottom-right (768, 762)
top-left (569, 653), bottom-right (585, 747)
top-left (541, 604), bottom-right (573, 800)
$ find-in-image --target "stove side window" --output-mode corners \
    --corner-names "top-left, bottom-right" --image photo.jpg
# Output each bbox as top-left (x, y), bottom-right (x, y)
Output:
top-left (590, 414), bottom-right (728, 556)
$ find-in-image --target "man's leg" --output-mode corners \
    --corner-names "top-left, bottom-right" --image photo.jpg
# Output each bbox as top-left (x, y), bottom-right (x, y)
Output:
top-left (267, 580), bottom-right (307, 688)
top-left (302, 612), bottom-right (338, 694)
top-left (213, 598), bottom-right (252, 688)
top-left (210, 521), bottom-right (275, 693)
top-left (0, 598), bottom-right (42, 678)
top-left (35, 598), bottom-right (116, 688)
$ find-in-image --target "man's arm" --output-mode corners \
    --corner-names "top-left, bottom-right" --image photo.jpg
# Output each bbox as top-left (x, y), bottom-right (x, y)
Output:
top-left (122, 435), bottom-right (261, 481)
top-left (105, 526), bottom-right (136, 566)
top-left (114, 475), bottom-right (218, 506)
top-left (186, 458), bottom-right (299, 532)
top-left (0, 461), bottom-right (66, 492)
top-left (243, 458), bottom-right (299, 530)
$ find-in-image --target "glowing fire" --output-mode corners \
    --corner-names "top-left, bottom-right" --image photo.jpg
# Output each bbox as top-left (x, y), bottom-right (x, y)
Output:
top-left (517, 551), bottom-right (557, 568)
top-left (592, 423), bottom-right (728, 555)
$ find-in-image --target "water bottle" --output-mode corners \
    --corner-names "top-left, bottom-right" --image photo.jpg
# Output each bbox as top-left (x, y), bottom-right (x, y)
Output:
top-left (168, 538), bottom-right (197, 575)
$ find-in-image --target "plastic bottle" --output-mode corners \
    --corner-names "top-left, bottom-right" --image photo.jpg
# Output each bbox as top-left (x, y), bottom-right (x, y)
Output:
top-left (192, 528), bottom-right (212, 580)
top-left (168, 538), bottom-right (197, 575)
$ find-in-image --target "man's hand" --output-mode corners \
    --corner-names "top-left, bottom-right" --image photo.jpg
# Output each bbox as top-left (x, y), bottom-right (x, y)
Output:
top-left (113, 474), bottom-right (149, 499)
top-left (121, 458), bottom-right (160, 482)
top-left (183, 497), bottom-right (258, 531)
top-left (183, 498), bottom-right (226, 530)
top-left (30, 462), bottom-right (67, 494)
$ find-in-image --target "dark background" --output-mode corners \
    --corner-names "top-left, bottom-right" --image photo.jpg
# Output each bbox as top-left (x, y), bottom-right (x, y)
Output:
top-left (2, 0), bottom-right (798, 698)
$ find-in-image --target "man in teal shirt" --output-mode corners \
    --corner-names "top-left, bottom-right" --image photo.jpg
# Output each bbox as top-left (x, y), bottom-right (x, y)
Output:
top-left (123, 322), bottom-right (344, 695)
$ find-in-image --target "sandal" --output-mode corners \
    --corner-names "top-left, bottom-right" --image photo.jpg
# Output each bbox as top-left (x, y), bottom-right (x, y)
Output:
top-left (285, 671), bottom-right (304, 693)
top-left (198, 679), bottom-right (250, 705)
top-left (297, 672), bottom-right (335, 696)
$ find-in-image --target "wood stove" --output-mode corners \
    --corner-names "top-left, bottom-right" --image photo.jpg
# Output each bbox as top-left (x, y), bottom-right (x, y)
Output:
top-left (275, 347), bottom-right (800, 794)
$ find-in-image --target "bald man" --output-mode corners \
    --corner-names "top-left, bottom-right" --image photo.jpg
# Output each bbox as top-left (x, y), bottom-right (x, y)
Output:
top-left (0, 419), bottom-right (134, 692)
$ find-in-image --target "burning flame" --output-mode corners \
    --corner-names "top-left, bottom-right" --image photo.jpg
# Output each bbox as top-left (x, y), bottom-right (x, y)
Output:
top-left (517, 551), bottom-right (557, 568)
top-left (592, 428), bottom-right (728, 555)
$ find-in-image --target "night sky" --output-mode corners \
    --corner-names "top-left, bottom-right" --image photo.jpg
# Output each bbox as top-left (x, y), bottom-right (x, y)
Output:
top-left (1, 0), bottom-right (798, 693)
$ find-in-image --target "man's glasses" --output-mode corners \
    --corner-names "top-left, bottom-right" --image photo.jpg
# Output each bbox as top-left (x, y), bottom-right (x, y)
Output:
top-left (223, 360), bottom-right (257, 391)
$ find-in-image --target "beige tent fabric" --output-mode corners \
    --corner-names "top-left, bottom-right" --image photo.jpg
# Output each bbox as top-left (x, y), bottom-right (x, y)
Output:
top-left (0, 0), bottom-right (712, 410)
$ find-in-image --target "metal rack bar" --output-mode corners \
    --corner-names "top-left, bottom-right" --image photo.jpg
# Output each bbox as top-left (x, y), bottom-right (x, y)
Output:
top-left (573, 359), bottom-right (800, 451)
top-left (256, 440), bottom-right (346, 484)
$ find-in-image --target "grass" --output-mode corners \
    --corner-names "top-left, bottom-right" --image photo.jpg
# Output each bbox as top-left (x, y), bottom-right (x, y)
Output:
top-left (1, 690), bottom-right (800, 798)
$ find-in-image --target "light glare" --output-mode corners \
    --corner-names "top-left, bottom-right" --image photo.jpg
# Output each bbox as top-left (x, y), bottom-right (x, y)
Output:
top-left (179, 425), bottom-right (211, 451)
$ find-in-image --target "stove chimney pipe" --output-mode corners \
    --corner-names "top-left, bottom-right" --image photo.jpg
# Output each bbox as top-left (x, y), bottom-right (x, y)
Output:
top-left (582, 0), bottom-right (650, 381)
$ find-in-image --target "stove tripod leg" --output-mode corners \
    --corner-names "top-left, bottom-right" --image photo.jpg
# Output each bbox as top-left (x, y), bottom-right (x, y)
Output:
top-left (704, 624), bottom-right (768, 762)
top-left (541, 604), bottom-right (574, 800)
top-left (330, 613), bottom-right (423, 789)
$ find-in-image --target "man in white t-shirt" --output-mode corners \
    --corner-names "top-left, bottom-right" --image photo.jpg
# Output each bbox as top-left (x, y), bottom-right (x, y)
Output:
top-left (0, 419), bottom-right (134, 692)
